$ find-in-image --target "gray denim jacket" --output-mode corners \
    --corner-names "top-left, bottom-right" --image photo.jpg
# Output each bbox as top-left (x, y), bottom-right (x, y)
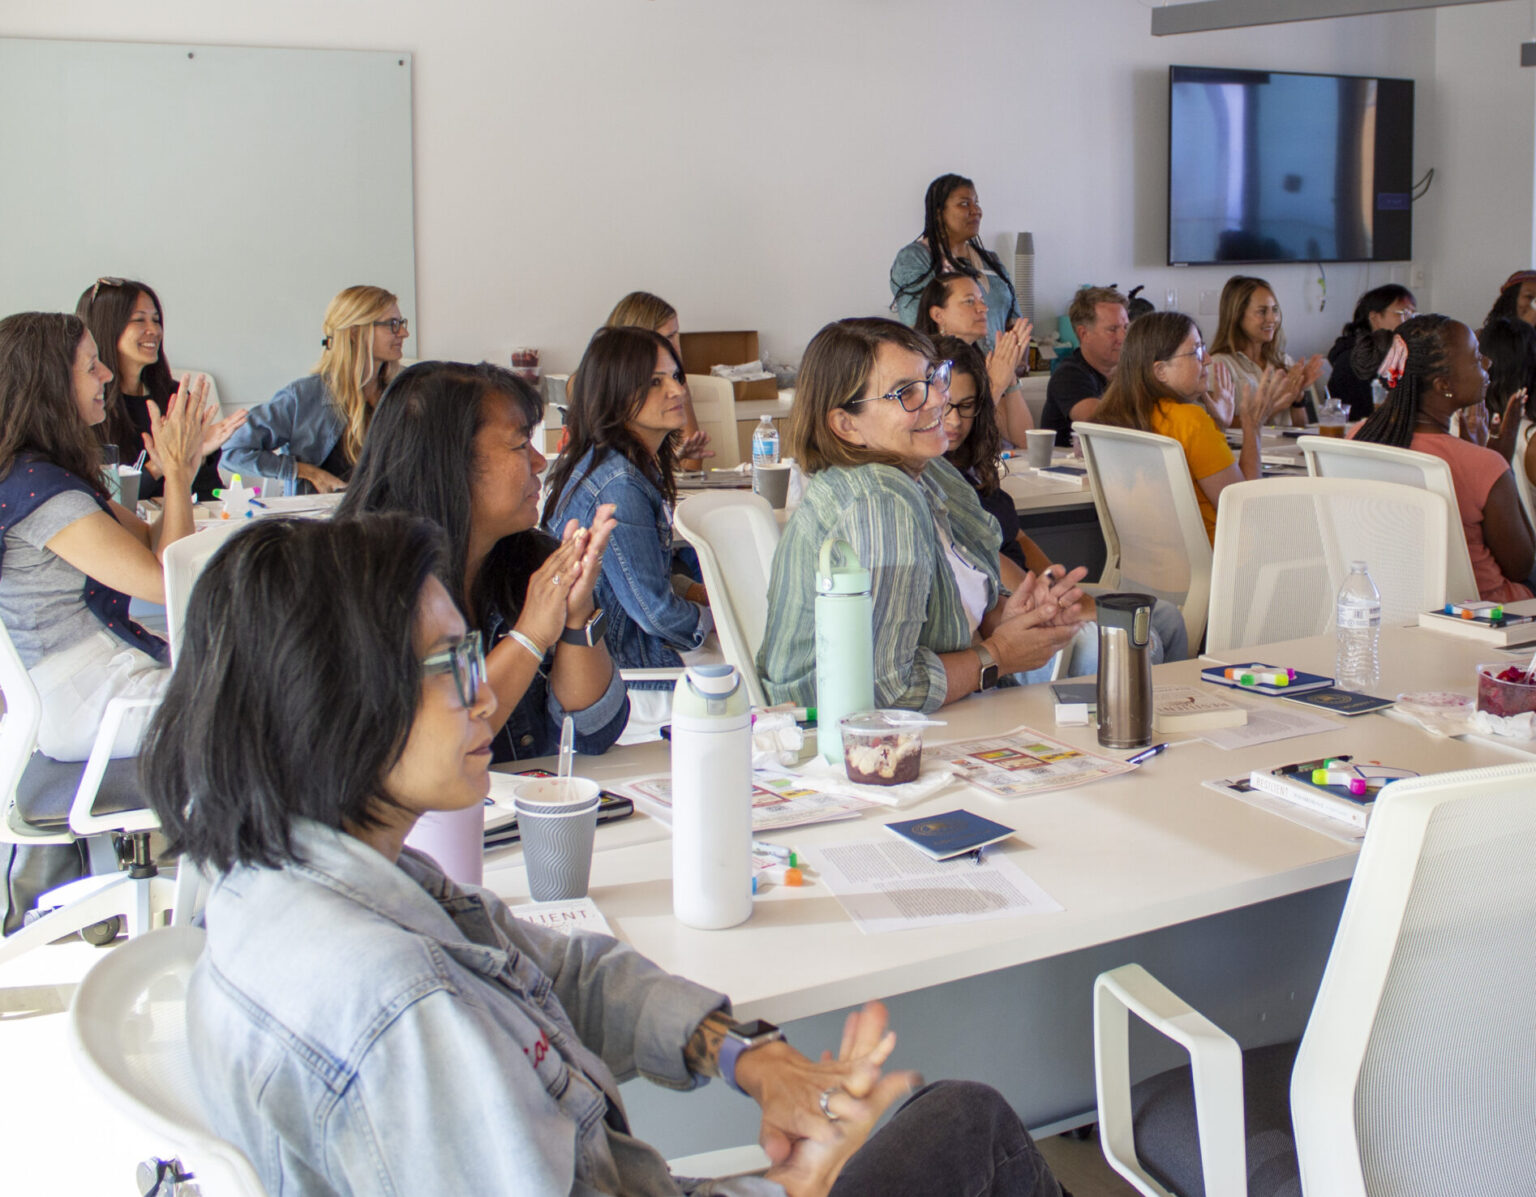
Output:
top-left (218, 373), bottom-right (343, 496)
top-left (188, 821), bottom-right (784, 1196)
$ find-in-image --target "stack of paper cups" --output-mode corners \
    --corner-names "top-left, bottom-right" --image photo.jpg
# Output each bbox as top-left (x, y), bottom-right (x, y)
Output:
top-left (1013, 232), bottom-right (1035, 326)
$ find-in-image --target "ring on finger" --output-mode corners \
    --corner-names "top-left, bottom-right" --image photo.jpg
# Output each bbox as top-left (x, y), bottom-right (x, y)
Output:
top-left (552, 573), bottom-right (562, 586)
top-left (818, 1086), bottom-right (841, 1122)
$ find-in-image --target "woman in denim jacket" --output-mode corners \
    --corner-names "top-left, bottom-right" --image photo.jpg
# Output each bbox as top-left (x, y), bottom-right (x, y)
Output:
top-left (339, 361), bottom-right (627, 761)
top-left (544, 327), bottom-right (713, 735)
top-left (142, 513), bottom-right (1065, 1197)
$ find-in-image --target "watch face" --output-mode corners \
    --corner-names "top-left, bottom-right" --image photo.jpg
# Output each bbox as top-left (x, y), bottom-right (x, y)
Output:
top-left (731, 1018), bottom-right (778, 1040)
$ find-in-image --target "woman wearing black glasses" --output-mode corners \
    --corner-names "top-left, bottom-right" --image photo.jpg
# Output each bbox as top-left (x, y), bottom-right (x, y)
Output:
top-left (221, 284), bottom-right (407, 495)
top-left (759, 319), bottom-right (1087, 713)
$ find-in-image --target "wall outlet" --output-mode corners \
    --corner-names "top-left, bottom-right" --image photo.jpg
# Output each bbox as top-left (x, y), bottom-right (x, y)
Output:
top-left (1411, 263), bottom-right (1428, 290)
top-left (1199, 289), bottom-right (1219, 315)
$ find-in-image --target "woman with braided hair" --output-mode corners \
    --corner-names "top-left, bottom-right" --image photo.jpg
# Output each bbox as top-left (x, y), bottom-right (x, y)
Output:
top-left (1351, 315), bottom-right (1535, 602)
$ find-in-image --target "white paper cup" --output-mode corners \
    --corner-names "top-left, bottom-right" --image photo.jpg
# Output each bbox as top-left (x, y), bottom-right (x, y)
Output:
top-left (117, 466), bottom-right (141, 511)
top-left (513, 778), bottom-right (601, 900)
top-left (1025, 429), bottom-right (1056, 469)
top-left (752, 462), bottom-right (792, 509)
top-left (404, 803), bottom-right (486, 887)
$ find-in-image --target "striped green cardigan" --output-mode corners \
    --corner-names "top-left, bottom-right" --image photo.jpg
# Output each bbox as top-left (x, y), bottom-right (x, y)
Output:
top-left (756, 457), bottom-right (1002, 713)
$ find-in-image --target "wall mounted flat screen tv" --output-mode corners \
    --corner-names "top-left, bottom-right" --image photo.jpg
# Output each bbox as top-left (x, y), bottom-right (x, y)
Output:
top-left (1168, 66), bottom-right (1414, 266)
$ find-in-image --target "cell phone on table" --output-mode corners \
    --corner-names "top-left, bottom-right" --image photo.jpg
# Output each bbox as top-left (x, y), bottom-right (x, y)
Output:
top-left (482, 768), bottom-right (634, 848)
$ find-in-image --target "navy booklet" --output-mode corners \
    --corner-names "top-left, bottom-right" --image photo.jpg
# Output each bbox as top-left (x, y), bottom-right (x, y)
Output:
top-left (883, 809), bottom-right (1016, 861)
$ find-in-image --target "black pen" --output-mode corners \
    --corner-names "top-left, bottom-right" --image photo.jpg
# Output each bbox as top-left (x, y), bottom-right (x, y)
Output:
top-left (1127, 743), bottom-right (1169, 765)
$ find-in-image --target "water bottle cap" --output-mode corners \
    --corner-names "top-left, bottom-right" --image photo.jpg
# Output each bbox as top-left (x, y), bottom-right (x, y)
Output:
top-left (685, 663), bottom-right (740, 698)
top-left (816, 537), bottom-right (871, 594)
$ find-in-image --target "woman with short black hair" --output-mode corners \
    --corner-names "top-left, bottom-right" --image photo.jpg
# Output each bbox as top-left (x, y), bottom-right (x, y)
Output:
top-left (1325, 284), bottom-right (1416, 420)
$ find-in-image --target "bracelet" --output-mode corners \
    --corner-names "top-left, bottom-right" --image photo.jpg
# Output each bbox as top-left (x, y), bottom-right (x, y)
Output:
top-left (507, 629), bottom-right (545, 662)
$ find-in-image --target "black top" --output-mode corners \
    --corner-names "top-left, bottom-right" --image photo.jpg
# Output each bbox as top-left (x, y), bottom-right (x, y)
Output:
top-left (1326, 334), bottom-right (1376, 421)
top-left (972, 478), bottom-right (1028, 572)
top-left (1043, 349), bottom-right (1108, 446)
top-left (116, 390), bottom-right (225, 502)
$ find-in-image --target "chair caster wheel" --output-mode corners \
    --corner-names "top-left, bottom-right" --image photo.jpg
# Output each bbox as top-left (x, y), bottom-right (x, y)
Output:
top-left (81, 916), bottom-right (122, 946)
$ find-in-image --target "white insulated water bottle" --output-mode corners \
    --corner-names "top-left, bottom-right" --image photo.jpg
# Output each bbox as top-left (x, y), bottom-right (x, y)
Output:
top-left (815, 538), bottom-right (875, 765)
top-left (670, 663), bottom-right (753, 929)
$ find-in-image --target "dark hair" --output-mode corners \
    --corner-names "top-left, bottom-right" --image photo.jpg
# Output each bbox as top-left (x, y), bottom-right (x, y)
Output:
top-left (1478, 316), bottom-right (1536, 422)
top-left (1093, 312), bottom-right (1201, 434)
top-left (74, 279), bottom-right (176, 460)
top-left (788, 318), bottom-right (937, 474)
top-left (914, 273), bottom-right (973, 338)
top-left (933, 335), bottom-right (1001, 492)
top-left (1350, 314), bottom-right (1458, 449)
top-left (140, 514), bottom-right (447, 871)
top-left (1339, 284), bottom-right (1416, 343)
top-left (0, 311), bottom-right (108, 491)
top-left (544, 325), bottom-right (684, 522)
top-left (891, 173), bottom-right (1019, 322)
top-left (1483, 279), bottom-right (1528, 329)
top-left (338, 360), bottom-right (550, 633)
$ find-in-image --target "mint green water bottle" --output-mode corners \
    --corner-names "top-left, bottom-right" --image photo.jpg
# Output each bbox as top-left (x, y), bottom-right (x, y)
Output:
top-left (815, 537), bottom-right (875, 765)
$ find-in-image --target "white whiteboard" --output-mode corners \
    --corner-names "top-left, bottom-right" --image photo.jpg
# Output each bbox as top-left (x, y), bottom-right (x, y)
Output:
top-left (0, 38), bottom-right (415, 411)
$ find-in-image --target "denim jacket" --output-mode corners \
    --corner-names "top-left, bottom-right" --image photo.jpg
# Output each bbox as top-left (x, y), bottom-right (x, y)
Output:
top-left (219, 374), bottom-right (344, 496)
top-left (546, 449), bottom-right (712, 690)
top-left (189, 820), bottom-right (784, 1196)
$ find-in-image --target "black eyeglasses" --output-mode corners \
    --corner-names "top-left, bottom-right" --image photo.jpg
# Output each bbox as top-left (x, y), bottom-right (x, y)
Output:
top-left (372, 317), bottom-right (410, 335)
top-left (944, 398), bottom-right (978, 418)
top-left (421, 634), bottom-right (487, 708)
top-left (846, 359), bottom-right (953, 413)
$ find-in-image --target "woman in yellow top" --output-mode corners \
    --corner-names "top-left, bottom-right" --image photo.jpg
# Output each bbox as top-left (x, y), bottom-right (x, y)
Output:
top-left (1093, 312), bottom-right (1292, 543)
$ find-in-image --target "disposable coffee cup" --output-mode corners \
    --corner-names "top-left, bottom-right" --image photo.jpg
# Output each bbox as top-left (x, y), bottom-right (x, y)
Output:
top-left (1025, 429), bottom-right (1056, 469)
top-left (753, 462), bottom-right (792, 509)
top-left (513, 777), bottom-right (601, 901)
top-left (117, 466), bottom-right (141, 511)
top-left (404, 802), bottom-right (486, 888)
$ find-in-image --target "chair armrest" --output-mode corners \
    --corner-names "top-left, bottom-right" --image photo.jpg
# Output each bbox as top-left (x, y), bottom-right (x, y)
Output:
top-left (69, 697), bottom-right (160, 837)
top-left (619, 668), bottom-right (684, 684)
top-left (1093, 963), bottom-right (1246, 1197)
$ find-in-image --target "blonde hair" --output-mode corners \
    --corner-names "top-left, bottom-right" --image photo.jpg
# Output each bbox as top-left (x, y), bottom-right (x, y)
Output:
top-left (312, 285), bottom-right (400, 466)
top-left (605, 291), bottom-right (677, 333)
top-left (1210, 275), bottom-right (1287, 369)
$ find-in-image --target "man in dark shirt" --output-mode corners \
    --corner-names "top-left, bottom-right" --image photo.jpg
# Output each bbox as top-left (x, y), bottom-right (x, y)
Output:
top-left (1042, 287), bottom-right (1129, 445)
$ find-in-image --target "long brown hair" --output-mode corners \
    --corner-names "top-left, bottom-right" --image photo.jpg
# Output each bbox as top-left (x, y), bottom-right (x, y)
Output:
top-left (1210, 275), bottom-right (1287, 369)
top-left (933, 335), bottom-right (1001, 492)
top-left (543, 325), bottom-right (684, 522)
top-left (74, 278), bottom-right (176, 459)
top-left (0, 312), bottom-right (109, 492)
top-left (1093, 312), bottom-right (1198, 434)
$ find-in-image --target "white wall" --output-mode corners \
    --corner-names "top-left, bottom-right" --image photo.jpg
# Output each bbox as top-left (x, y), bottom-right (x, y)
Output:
top-left (0, 0), bottom-right (1466, 393)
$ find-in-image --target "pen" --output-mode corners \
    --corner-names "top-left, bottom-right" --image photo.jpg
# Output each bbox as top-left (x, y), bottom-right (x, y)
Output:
top-left (248, 498), bottom-right (268, 509)
top-left (1127, 742), bottom-right (1169, 765)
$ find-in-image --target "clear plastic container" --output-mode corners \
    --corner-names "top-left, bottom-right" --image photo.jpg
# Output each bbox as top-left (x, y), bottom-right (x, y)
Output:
top-left (1475, 664), bottom-right (1536, 718)
top-left (839, 709), bottom-right (929, 786)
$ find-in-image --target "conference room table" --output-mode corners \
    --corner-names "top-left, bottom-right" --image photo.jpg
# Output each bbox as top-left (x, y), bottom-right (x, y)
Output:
top-left (483, 625), bottom-right (1527, 1159)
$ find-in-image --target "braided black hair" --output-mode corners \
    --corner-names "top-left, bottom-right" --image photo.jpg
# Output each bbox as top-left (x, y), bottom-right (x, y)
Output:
top-left (892, 174), bottom-right (1020, 324)
top-left (1350, 313), bottom-right (1455, 448)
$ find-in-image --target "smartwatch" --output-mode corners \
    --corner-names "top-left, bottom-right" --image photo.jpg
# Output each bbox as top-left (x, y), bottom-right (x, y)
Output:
top-left (973, 643), bottom-right (1000, 692)
top-left (717, 1017), bottom-right (785, 1094)
top-left (559, 607), bottom-right (607, 648)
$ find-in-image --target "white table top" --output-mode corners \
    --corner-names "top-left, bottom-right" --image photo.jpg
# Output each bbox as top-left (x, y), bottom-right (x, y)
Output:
top-left (487, 626), bottom-right (1519, 1021)
top-left (998, 451), bottom-right (1095, 514)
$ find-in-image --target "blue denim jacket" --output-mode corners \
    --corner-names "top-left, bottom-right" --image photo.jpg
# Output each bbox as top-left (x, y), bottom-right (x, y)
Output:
top-left (188, 820), bottom-right (784, 1196)
top-left (546, 449), bottom-right (712, 690)
top-left (219, 374), bottom-right (344, 496)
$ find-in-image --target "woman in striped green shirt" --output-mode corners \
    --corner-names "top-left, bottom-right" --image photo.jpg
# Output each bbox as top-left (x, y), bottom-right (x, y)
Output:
top-left (757, 319), bottom-right (1086, 713)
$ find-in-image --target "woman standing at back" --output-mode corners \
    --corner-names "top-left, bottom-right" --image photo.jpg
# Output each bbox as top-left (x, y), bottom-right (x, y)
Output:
top-left (220, 284), bottom-right (407, 494)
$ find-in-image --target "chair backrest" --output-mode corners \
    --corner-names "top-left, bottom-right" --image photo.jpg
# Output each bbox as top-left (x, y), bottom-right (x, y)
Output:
top-left (1512, 419), bottom-right (1536, 529)
top-left (1299, 436), bottom-right (1478, 603)
top-left (69, 925), bottom-right (270, 1196)
top-left (163, 523), bottom-right (249, 662)
top-left (1206, 477), bottom-right (1448, 654)
top-left (1290, 762), bottom-right (1536, 1197)
top-left (1074, 422), bottom-right (1213, 651)
top-left (672, 491), bottom-right (781, 709)
top-left (684, 374), bottom-right (741, 469)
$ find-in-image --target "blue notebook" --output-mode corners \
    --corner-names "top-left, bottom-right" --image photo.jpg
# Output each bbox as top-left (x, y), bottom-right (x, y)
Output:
top-left (883, 810), bottom-right (1017, 861)
top-left (1200, 662), bottom-right (1334, 697)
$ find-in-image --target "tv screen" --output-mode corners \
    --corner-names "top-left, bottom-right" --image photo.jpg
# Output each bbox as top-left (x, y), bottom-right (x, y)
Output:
top-left (1167, 66), bottom-right (1414, 266)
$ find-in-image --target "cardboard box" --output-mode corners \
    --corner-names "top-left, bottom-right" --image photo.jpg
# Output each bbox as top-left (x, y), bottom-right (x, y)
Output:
top-left (679, 330), bottom-right (777, 403)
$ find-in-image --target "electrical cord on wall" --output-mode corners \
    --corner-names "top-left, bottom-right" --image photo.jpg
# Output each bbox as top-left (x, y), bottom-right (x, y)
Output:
top-left (1315, 261), bottom-right (1327, 312)
top-left (1411, 168), bottom-right (1435, 202)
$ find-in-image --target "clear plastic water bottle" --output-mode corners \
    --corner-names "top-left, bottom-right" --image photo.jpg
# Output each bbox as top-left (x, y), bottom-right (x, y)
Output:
top-left (1335, 561), bottom-right (1381, 690)
top-left (751, 415), bottom-right (780, 468)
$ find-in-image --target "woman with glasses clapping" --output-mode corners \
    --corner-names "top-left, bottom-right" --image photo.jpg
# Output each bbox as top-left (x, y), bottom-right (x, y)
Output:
top-left (915, 274), bottom-right (1034, 447)
top-left (758, 319), bottom-right (1087, 713)
top-left (221, 284), bottom-right (408, 495)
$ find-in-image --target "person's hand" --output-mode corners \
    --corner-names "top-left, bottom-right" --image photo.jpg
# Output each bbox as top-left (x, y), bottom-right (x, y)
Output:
top-left (743, 1002), bottom-right (922, 1197)
top-left (986, 320), bottom-right (1031, 397)
top-left (1200, 360), bottom-right (1235, 428)
top-left (514, 533), bottom-right (592, 652)
top-left (985, 598), bottom-right (1084, 675)
top-left (142, 373), bottom-right (213, 485)
top-left (201, 406), bottom-right (249, 458)
top-left (1002, 565), bottom-right (1089, 629)
top-left (1461, 399), bottom-right (1490, 446)
top-left (675, 429), bottom-right (713, 465)
top-left (293, 462), bottom-right (349, 494)
top-left (560, 504), bottom-right (617, 628)
top-left (1238, 366), bottom-right (1292, 427)
top-left (1298, 353), bottom-right (1326, 392)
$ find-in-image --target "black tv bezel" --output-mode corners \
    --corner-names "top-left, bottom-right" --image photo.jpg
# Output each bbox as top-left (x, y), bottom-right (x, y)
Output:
top-left (1166, 64), bottom-right (1415, 268)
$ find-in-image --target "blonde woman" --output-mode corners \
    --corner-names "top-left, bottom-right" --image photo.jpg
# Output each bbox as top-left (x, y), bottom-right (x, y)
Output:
top-left (221, 285), bottom-right (407, 494)
top-left (603, 290), bottom-right (709, 468)
top-left (1208, 275), bottom-right (1325, 429)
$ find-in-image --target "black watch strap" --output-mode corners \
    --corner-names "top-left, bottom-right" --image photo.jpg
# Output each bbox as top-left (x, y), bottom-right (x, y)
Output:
top-left (559, 607), bottom-right (607, 648)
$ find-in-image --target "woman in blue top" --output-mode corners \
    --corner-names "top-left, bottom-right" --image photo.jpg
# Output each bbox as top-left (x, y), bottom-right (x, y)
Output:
top-left (220, 284), bottom-right (407, 495)
top-left (543, 326), bottom-right (713, 738)
top-left (889, 174), bottom-right (1021, 353)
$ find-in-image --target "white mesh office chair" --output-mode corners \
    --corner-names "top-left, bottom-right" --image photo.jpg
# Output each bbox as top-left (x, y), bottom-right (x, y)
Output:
top-left (673, 491), bottom-right (782, 709)
top-left (1205, 477), bottom-right (1449, 654)
top-left (1299, 436), bottom-right (1478, 604)
top-left (1512, 419), bottom-right (1536, 528)
top-left (163, 522), bottom-right (249, 662)
top-left (1093, 760), bottom-right (1536, 1197)
top-left (684, 374), bottom-right (742, 469)
top-left (70, 925), bottom-right (270, 1197)
top-left (1074, 423), bottom-right (1212, 651)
